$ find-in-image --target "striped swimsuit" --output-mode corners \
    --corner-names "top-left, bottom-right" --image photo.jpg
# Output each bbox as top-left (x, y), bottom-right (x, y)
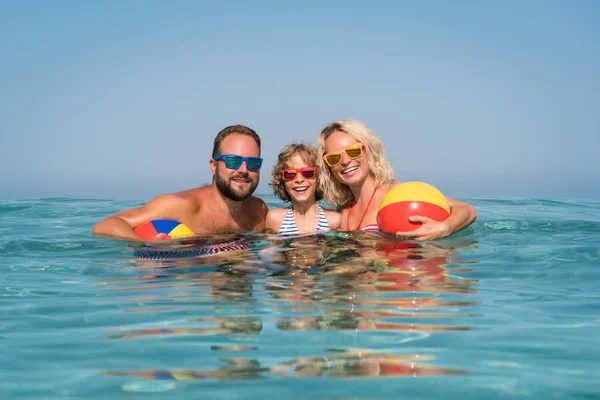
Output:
top-left (278, 205), bottom-right (330, 235)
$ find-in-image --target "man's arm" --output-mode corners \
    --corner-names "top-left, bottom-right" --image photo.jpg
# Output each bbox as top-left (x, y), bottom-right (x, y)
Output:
top-left (92, 194), bottom-right (193, 241)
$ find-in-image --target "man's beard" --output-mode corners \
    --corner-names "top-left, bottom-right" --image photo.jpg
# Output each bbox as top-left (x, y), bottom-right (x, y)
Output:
top-left (215, 172), bottom-right (258, 201)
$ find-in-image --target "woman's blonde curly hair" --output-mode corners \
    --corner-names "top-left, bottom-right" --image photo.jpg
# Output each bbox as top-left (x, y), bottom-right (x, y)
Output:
top-left (316, 120), bottom-right (395, 208)
top-left (269, 143), bottom-right (324, 202)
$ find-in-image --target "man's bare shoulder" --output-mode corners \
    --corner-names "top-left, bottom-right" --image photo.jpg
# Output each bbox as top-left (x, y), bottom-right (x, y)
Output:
top-left (245, 196), bottom-right (269, 232)
top-left (168, 186), bottom-right (211, 209)
top-left (173, 185), bottom-right (210, 198)
top-left (246, 195), bottom-right (269, 214)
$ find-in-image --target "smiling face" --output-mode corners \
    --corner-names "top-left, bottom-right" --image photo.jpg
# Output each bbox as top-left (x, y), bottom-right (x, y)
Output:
top-left (323, 130), bottom-right (369, 187)
top-left (211, 133), bottom-right (260, 201)
top-left (283, 153), bottom-right (318, 204)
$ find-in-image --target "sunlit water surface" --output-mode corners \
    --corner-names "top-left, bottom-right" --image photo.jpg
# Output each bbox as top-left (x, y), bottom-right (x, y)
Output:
top-left (1, 196), bottom-right (599, 399)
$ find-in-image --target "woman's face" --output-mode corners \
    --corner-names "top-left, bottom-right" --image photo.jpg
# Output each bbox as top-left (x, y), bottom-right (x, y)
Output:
top-left (323, 130), bottom-right (369, 186)
top-left (283, 153), bottom-right (317, 204)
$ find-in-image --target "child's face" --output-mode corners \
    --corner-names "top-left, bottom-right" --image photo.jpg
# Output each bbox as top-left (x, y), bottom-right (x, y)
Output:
top-left (283, 153), bottom-right (318, 204)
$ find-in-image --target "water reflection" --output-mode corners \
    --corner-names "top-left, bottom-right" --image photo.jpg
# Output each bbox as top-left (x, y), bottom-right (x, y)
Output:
top-left (100, 231), bottom-right (478, 381)
top-left (108, 316), bottom-right (263, 339)
top-left (276, 311), bottom-right (473, 333)
top-left (104, 351), bottom-right (467, 380)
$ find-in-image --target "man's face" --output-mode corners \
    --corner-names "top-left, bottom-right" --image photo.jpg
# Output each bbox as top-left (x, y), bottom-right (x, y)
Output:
top-left (211, 134), bottom-right (260, 201)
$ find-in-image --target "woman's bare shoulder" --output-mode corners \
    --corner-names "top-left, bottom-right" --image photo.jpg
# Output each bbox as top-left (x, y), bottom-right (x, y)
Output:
top-left (323, 209), bottom-right (341, 230)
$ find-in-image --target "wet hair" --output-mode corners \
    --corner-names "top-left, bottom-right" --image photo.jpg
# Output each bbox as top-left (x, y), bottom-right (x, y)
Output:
top-left (316, 120), bottom-right (395, 207)
top-left (270, 143), bottom-right (323, 202)
top-left (212, 125), bottom-right (261, 157)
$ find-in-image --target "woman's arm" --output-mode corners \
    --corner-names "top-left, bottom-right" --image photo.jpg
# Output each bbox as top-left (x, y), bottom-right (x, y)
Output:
top-left (395, 197), bottom-right (477, 240)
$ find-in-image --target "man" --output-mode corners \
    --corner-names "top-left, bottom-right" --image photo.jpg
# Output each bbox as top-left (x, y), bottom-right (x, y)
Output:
top-left (92, 125), bottom-right (268, 240)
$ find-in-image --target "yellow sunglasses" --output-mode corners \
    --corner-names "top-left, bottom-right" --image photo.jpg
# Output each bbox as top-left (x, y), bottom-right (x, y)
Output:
top-left (322, 143), bottom-right (365, 167)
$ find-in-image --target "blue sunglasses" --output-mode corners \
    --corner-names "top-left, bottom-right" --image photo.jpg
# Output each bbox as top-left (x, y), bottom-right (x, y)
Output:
top-left (213, 154), bottom-right (263, 172)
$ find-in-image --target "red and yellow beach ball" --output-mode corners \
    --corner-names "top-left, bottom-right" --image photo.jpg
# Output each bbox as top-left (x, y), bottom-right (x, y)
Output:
top-left (134, 220), bottom-right (195, 241)
top-left (377, 182), bottom-right (451, 234)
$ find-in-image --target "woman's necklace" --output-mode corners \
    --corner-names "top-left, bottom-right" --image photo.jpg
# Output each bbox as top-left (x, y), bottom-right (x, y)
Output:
top-left (347, 185), bottom-right (379, 230)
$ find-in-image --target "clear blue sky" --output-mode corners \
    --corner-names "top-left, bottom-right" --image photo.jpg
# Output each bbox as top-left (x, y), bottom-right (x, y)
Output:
top-left (1, 0), bottom-right (598, 201)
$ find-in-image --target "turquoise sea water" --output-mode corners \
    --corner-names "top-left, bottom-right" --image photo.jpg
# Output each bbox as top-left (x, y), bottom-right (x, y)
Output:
top-left (1, 195), bottom-right (599, 399)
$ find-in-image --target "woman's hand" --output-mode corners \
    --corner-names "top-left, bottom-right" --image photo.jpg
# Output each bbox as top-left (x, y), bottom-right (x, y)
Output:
top-left (394, 216), bottom-right (451, 241)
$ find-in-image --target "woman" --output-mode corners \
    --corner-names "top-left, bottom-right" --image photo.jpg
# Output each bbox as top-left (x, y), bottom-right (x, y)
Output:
top-left (316, 120), bottom-right (476, 240)
top-left (265, 143), bottom-right (341, 235)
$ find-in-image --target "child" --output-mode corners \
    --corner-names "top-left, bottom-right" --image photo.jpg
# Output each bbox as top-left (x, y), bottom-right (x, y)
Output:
top-left (265, 143), bottom-right (340, 235)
